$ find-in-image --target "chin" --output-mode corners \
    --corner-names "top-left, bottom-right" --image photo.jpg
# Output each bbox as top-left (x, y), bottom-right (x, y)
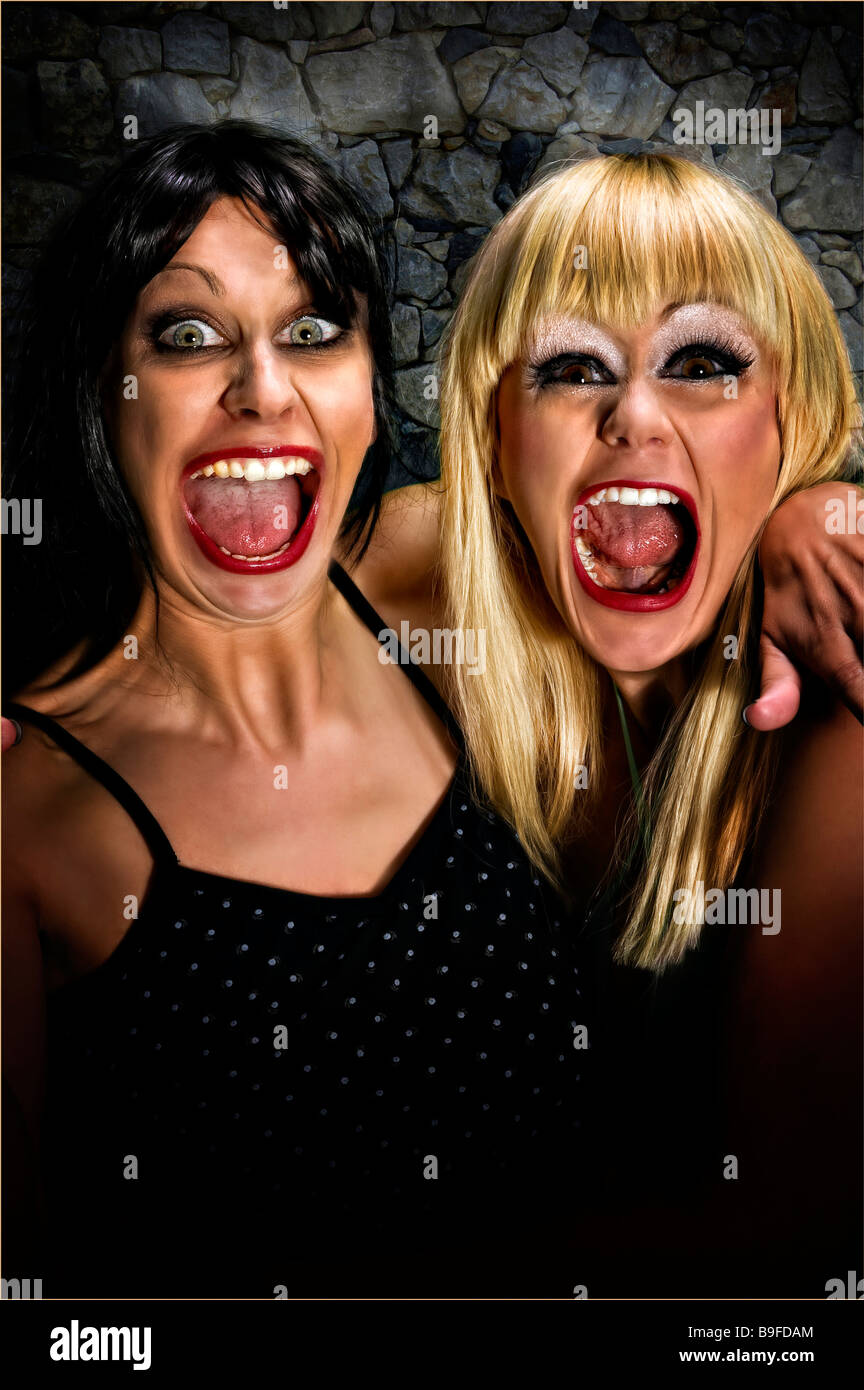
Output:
top-left (579, 626), bottom-right (690, 675)
top-left (196, 556), bottom-right (326, 619)
top-left (561, 559), bottom-right (718, 674)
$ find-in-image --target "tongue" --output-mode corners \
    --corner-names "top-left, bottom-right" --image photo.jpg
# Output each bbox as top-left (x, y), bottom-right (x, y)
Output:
top-left (583, 502), bottom-right (685, 568)
top-left (185, 477), bottom-right (302, 556)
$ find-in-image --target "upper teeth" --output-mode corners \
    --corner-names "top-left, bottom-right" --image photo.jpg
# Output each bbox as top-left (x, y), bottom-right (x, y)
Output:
top-left (586, 486), bottom-right (680, 506)
top-left (189, 457), bottom-right (314, 481)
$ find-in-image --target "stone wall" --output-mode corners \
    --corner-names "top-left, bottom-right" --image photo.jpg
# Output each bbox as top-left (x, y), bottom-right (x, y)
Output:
top-left (4, 1), bottom-right (862, 476)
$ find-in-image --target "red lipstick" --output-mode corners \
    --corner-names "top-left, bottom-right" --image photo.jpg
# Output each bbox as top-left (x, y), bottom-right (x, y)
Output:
top-left (181, 444), bottom-right (324, 576)
top-left (571, 478), bottom-right (700, 613)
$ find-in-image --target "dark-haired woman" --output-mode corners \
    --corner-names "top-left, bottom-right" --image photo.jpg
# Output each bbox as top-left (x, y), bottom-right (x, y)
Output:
top-left (2, 123), bottom-right (859, 1300)
top-left (2, 124), bottom-right (585, 1297)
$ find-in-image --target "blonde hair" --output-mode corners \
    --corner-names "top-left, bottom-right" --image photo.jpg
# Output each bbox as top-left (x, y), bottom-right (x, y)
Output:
top-left (440, 152), bottom-right (860, 971)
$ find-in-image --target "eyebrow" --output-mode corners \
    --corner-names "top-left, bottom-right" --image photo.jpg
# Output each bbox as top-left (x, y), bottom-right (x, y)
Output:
top-left (151, 261), bottom-right (305, 300)
top-left (156, 262), bottom-right (226, 296)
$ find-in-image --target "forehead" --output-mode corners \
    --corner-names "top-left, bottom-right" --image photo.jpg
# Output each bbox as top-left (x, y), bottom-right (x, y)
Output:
top-left (177, 194), bottom-right (276, 249)
top-left (143, 196), bottom-right (291, 300)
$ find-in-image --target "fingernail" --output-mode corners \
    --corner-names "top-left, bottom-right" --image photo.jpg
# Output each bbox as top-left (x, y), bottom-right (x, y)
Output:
top-left (7, 718), bottom-right (23, 747)
top-left (742, 706), bottom-right (751, 726)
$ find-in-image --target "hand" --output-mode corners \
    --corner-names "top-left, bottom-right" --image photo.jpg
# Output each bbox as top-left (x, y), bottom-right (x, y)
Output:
top-left (749, 484), bottom-right (863, 730)
top-left (2, 717), bottom-right (23, 751)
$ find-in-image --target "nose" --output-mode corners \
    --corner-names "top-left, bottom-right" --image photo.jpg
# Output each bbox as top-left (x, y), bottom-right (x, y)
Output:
top-left (220, 343), bottom-right (300, 421)
top-left (599, 379), bottom-right (672, 452)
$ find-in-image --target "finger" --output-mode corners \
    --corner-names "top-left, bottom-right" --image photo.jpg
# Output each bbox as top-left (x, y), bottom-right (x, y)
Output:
top-left (812, 635), bottom-right (864, 723)
top-left (824, 544), bottom-right (864, 646)
top-left (1, 717), bottom-right (23, 752)
top-left (745, 638), bottom-right (801, 731)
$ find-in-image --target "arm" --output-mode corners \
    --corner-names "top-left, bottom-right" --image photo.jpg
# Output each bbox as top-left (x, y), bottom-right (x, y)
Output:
top-left (1, 857), bottom-right (48, 1272)
top-left (348, 482), bottom-right (444, 632)
top-left (721, 694), bottom-right (862, 1256)
top-left (1, 727), bottom-right (61, 1273)
top-left (749, 483), bottom-right (863, 729)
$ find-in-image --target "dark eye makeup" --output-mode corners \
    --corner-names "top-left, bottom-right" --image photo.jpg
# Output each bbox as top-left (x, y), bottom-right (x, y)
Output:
top-left (661, 337), bottom-right (755, 381)
top-left (141, 303), bottom-right (350, 356)
top-left (528, 336), bottom-right (755, 390)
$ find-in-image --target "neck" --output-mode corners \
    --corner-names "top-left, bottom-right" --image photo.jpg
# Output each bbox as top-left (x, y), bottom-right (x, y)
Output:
top-left (606, 659), bottom-right (690, 746)
top-left (96, 574), bottom-right (355, 751)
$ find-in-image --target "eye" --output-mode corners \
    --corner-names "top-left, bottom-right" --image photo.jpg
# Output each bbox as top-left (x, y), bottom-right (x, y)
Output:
top-left (283, 316), bottom-right (342, 347)
top-left (557, 359), bottom-right (609, 385)
top-left (158, 319), bottom-right (224, 351)
top-left (532, 354), bottom-right (615, 388)
top-left (674, 354), bottom-right (724, 380)
top-left (663, 341), bottom-right (754, 381)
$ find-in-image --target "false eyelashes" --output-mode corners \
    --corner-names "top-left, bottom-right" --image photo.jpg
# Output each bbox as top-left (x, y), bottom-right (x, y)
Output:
top-left (527, 334), bottom-right (755, 389)
top-left (661, 336), bottom-right (756, 377)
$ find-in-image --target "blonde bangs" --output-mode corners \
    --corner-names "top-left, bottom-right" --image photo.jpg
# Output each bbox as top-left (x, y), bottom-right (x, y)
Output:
top-left (456, 154), bottom-right (804, 392)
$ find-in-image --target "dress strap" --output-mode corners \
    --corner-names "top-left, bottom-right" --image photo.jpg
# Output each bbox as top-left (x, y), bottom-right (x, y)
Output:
top-left (328, 560), bottom-right (464, 749)
top-left (4, 701), bottom-right (178, 866)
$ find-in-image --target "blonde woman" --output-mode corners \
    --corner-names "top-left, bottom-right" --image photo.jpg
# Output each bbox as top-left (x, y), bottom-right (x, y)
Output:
top-left (434, 153), bottom-right (861, 1295)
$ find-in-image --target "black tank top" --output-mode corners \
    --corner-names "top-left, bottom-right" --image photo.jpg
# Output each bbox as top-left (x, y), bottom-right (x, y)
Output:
top-left (6, 564), bottom-right (588, 1297)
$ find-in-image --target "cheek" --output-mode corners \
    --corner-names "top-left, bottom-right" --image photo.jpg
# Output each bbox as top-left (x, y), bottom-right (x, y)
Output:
top-left (722, 396), bottom-right (779, 465)
top-left (707, 396), bottom-right (781, 506)
top-left (303, 359), bottom-right (376, 453)
top-left (699, 397), bottom-right (780, 569)
top-left (498, 398), bottom-right (581, 531)
top-left (107, 360), bottom-right (201, 477)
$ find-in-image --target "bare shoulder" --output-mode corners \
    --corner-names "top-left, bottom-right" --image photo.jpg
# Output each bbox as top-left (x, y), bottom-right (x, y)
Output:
top-left (2, 713), bottom-right (90, 893)
top-left (349, 483), bottom-right (444, 628)
top-left (3, 659), bottom-right (123, 895)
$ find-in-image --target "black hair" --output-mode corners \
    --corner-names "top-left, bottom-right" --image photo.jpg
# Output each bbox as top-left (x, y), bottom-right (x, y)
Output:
top-left (3, 120), bottom-right (395, 695)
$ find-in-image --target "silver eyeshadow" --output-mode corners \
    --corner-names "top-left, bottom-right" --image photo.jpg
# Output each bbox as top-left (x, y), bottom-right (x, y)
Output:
top-left (526, 316), bottom-right (627, 376)
top-left (645, 303), bottom-right (760, 373)
top-left (525, 304), bottom-right (759, 378)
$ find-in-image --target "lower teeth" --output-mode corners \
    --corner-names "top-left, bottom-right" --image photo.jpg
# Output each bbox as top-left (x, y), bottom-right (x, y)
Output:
top-left (576, 538), bottom-right (684, 593)
top-left (217, 540), bottom-right (292, 562)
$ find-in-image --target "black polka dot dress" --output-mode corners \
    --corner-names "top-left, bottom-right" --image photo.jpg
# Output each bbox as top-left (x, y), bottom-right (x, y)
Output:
top-left (8, 569), bottom-right (588, 1297)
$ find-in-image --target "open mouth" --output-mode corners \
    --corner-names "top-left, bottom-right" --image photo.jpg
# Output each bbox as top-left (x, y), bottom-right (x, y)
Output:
top-left (571, 480), bottom-right (700, 612)
top-left (181, 446), bottom-right (323, 575)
